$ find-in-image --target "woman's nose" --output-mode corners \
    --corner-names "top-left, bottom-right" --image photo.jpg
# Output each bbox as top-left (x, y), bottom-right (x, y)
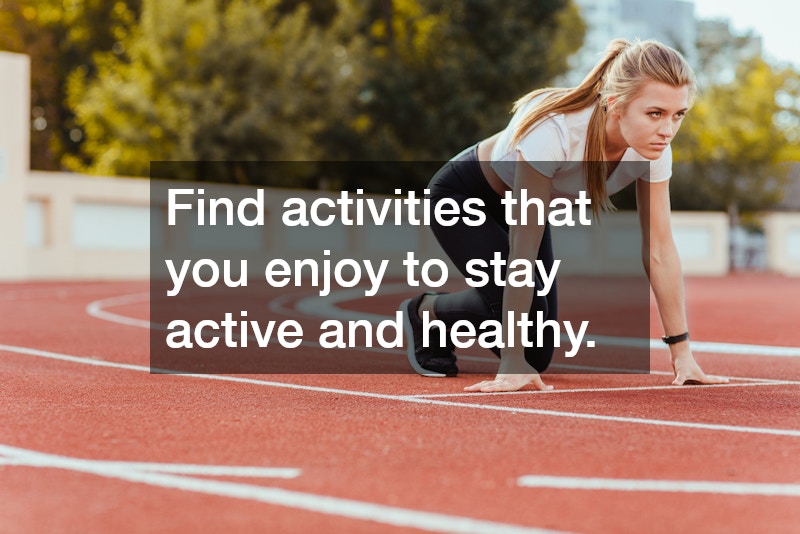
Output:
top-left (658, 120), bottom-right (673, 138)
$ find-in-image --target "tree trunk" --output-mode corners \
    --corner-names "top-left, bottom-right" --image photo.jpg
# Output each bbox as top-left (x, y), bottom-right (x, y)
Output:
top-left (728, 202), bottom-right (739, 272)
top-left (383, 0), bottom-right (394, 51)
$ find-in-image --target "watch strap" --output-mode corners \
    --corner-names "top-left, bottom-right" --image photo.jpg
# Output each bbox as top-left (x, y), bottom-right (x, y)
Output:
top-left (662, 332), bottom-right (689, 345)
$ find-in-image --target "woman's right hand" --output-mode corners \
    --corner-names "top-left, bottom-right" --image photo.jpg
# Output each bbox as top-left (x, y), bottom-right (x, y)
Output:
top-left (464, 355), bottom-right (552, 392)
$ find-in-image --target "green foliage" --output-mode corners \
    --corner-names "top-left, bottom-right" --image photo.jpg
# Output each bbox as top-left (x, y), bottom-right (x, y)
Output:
top-left (8, 0), bottom-right (584, 185)
top-left (0, 1), bottom-right (64, 169)
top-left (671, 56), bottom-right (800, 214)
top-left (0, 0), bottom-right (142, 169)
top-left (36, 0), bottom-right (141, 61)
top-left (64, 0), bottom-right (584, 187)
top-left (333, 0), bottom-right (585, 162)
top-left (67, 0), bottom-right (366, 182)
top-left (314, 0), bottom-right (585, 192)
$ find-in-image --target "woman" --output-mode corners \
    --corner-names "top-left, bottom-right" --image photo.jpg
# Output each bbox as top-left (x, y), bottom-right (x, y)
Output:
top-left (400, 39), bottom-right (729, 392)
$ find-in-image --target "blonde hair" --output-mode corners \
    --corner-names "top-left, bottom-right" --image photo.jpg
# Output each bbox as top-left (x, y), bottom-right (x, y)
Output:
top-left (510, 39), bottom-right (697, 216)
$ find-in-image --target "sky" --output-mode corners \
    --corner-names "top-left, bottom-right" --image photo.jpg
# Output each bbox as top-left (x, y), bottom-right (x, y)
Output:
top-left (691, 0), bottom-right (800, 68)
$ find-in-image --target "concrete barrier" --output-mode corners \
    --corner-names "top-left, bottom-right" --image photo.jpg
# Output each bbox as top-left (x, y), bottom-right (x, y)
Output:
top-left (26, 172), bottom-right (151, 279)
top-left (764, 212), bottom-right (800, 276)
top-left (16, 174), bottom-right (736, 280)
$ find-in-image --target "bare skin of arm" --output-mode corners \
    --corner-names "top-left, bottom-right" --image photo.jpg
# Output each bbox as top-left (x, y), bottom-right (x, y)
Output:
top-left (636, 178), bottom-right (728, 385)
top-left (464, 152), bottom-right (553, 392)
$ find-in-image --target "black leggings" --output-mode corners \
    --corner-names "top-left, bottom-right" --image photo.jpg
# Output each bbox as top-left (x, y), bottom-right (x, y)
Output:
top-left (426, 144), bottom-right (556, 372)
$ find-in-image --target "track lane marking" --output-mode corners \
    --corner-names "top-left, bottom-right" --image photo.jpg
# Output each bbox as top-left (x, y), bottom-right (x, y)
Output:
top-left (409, 380), bottom-right (799, 398)
top-left (0, 444), bottom-right (563, 534)
top-left (294, 285), bottom-right (800, 358)
top-left (87, 290), bottom-right (800, 358)
top-left (84, 293), bottom-right (800, 380)
top-left (85, 292), bottom-right (154, 329)
top-left (0, 445), bottom-right (300, 478)
top-left (3, 344), bottom-right (799, 438)
top-left (517, 475), bottom-right (800, 497)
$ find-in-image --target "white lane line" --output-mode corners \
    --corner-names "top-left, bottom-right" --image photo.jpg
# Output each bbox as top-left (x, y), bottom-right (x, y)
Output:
top-left (409, 381), bottom-right (799, 398)
top-left (547, 366), bottom-right (797, 384)
top-left (0, 444), bottom-right (299, 478)
top-left (84, 292), bottom-right (634, 370)
top-left (86, 289), bottom-right (800, 359)
top-left (3, 343), bottom-right (800, 438)
top-left (84, 292), bottom-right (427, 358)
top-left (517, 475), bottom-right (800, 497)
top-left (269, 291), bottom-right (493, 364)
top-left (80, 292), bottom-right (800, 383)
top-left (86, 292), bottom-right (155, 329)
top-left (268, 289), bottom-right (326, 321)
top-left (0, 445), bottom-right (563, 534)
top-left (95, 463), bottom-right (300, 478)
top-left (292, 284), bottom-right (800, 357)
top-left (658, 340), bottom-right (800, 358)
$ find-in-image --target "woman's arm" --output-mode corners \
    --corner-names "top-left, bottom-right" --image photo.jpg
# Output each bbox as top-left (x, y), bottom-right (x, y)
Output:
top-left (636, 178), bottom-right (728, 385)
top-left (465, 154), bottom-right (554, 392)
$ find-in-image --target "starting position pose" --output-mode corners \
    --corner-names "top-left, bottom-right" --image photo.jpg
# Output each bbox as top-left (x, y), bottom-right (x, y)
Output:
top-left (400, 39), bottom-right (729, 392)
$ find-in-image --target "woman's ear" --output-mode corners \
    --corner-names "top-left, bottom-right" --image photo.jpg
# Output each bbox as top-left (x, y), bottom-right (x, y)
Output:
top-left (606, 95), bottom-right (621, 119)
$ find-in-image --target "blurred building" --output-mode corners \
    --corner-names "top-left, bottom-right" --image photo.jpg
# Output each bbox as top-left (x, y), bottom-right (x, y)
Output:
top-left (562, 1), bottom-right (766, 88)
top-left (619, 0), bottom-right (697, 62)
top-left (695, 19), bottom-right (762, 85)
top-left (562, 0), bottom-right (697, 85)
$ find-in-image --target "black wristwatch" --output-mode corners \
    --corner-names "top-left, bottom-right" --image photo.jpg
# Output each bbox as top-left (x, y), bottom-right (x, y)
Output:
top-left (662, 331), bottom-right (689, 345)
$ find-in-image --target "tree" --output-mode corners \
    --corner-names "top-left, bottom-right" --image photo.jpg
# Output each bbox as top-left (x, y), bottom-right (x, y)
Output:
top-left (51, 0), bottom-right (584, 187)
top-left (671, 57), bottom-right (800, 217)
top-left (66, 0), bottom-right (365, 183)
top-left (327, 0), bottom-right (585, 174)
top-left (0, 1), bottom-right (65, 170)
top-left (0, 0), bottom-right (143, 170)
top-left (669, 54), bottom-right (800, 270)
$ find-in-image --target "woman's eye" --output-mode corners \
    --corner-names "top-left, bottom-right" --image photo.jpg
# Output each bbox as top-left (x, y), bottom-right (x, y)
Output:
top-left (648, 111), bottom-right (661, 118)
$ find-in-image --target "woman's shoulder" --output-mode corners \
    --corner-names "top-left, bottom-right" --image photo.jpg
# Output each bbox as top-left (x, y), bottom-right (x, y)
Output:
top-left (622, 144), bottom-right (673, 183)
top-left (513, 95), bottom-right (571, 139)
top-left (561, 104), bottom-right (595, 135)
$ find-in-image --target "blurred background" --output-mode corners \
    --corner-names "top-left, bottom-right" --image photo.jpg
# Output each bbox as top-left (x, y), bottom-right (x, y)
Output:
top-left (0, 0), bottom-right (798, 277)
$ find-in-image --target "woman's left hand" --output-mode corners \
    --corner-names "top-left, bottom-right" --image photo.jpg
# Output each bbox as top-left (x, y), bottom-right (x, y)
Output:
top-left (671, 350), bottom-right (729, 385)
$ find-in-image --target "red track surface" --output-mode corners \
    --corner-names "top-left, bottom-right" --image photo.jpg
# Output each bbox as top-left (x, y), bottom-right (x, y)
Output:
top-left (1, 274), bottom-right (799, 533)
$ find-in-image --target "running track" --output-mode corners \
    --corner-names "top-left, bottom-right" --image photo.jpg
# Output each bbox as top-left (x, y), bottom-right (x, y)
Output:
top-left (1, 274), bottom-right (799, 533)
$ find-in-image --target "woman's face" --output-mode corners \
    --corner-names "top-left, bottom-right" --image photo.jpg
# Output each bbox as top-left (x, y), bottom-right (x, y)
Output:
top-left (614, 81), bottom-right (690, 160)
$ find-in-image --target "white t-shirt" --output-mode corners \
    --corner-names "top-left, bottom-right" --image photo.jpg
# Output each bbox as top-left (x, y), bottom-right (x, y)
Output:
top-left (489, 95), bottom-right (672, 198)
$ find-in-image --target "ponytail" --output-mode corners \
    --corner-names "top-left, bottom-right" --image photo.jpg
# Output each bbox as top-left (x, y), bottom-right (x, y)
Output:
top-left (509, 39), bottom-right (695, 218)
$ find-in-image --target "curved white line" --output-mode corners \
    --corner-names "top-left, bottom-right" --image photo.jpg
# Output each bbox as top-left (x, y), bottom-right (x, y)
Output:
top-left (83, 289), bottom-right (494, 361)
top-left (86, 288), bottom-right (800, 358)
top-left (294, 286), bottom-right (800, 358)
top-left (85, 292), bottom-right (156, 329)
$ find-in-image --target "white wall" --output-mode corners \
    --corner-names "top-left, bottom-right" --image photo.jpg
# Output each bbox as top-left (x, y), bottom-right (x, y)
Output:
top-left (764, 213), bottom-right (800, 275)
top-left (25, 172), bottom-right (151, 279)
